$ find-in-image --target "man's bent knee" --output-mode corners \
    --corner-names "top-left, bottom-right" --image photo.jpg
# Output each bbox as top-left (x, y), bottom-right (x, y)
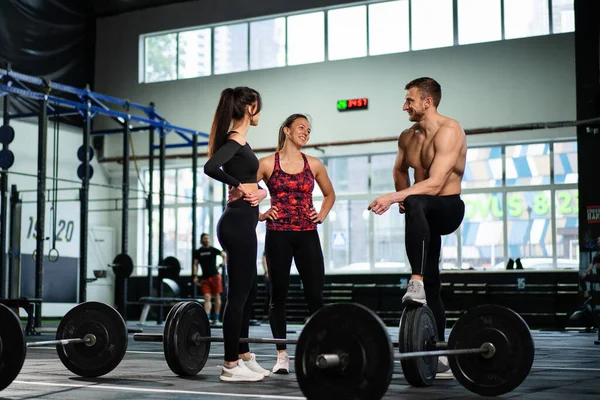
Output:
top-left (403, 194), bottom-right (427, 211)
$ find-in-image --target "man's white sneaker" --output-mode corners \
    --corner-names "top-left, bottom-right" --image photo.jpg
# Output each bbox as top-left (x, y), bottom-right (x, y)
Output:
top-left (220, 360), bottom-right (265, 382)
top-left (243, 353), bottom-right (270, 377)
top-left (272, 352), bottom-right (290, 374)
top-left (435, 356), bottom-right (454, 380)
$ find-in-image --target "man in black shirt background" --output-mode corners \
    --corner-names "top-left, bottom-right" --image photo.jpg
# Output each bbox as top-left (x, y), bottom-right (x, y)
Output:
top-left (193, 233), bottom-right (227, 323)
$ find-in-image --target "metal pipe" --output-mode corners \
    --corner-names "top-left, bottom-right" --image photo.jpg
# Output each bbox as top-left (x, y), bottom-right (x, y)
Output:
top-left (157, 129), bottom-right (166, 323)
top-left (132, 333), bottom-right (298, 345)
top-left (191, 133), bottom-right (198, 298)
top-left (27, 335), bottom-right (95, 348)
top-left (8, 185), bottom-right (20, 297)
top-left (100, 115), bottom-right (600, 164)
top-left (79, 96), bottom-right (91, 303)
top-left (148, 124), bottom-right (155, 299)
top-left (121, 109), bottom-right (130, 321)
top-left (35, 95), bottom-right (49, 328)
top-left (0, 84), bottom-right (9, 298)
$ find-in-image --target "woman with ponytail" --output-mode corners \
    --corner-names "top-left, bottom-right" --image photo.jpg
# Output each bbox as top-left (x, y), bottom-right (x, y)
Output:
top-left (257, 114), bottom-right (335, 374)
top-left (203, 86), bottom-right (270, 382)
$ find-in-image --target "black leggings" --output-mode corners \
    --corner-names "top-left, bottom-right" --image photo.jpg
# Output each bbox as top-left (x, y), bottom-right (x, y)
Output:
top-left (404, 194), bottom-right (465, 341)
top-left (265, 229), bottom-right (325, 351)
top-left (217, 198), bottom-right (259, 362)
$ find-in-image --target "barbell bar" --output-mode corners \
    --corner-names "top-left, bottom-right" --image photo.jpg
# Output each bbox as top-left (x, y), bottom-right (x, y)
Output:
top-left (109, 253), bottom-right (181, 280)
top-left (315, 342), bottom-right (495, 369)
top-left (133, 332), bottom-right (298, 345)
top-left (0, 301), bottom-right (128, 392)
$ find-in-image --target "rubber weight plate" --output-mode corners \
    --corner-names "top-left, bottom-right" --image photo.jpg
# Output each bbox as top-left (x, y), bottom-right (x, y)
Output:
top-left (159, 256), bottom-right (181, 280)
top-left (295, 302), bottom-right (394, 400)
top-left (447, 304), bottom-right (535, 396)
top-left (0, 125), bottom-right (15, 145)
top-left (162, 301), bottom-right (188, 375)
top-left (398, 306), bottom-right (438, 386)
top-left (55, 301), bottom-right (128, 377)
top-left (111, 253), bottom-right (134, 280)
top-left (164, 301), bottom-right (210, 376)
top-left (0, 304), bottom-right (26, 391)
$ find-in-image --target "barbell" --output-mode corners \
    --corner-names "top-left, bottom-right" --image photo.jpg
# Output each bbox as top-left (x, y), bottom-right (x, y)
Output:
top-left (0, 301), bottom-right (128, 392)
top-left (134, 300), bottom-right (534, 399)
top-left (109, 253), bottom-right (181, 280)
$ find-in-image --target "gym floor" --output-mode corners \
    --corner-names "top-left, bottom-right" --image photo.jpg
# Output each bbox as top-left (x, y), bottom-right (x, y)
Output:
top-left (3, 322), bottom-right (600, 400)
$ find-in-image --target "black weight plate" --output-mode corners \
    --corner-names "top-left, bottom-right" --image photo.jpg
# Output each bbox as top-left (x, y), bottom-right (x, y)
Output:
top-left (164, 301), bottom-right (210, 376)
top-left (163, 301), bottom-right (188, 375)
top-left (0, 149), bottom-right (15, 170)
top-left (77, 145), bottom-right (94, 162)
top-left (447, 304), bottom-right (535, 396)
top-left (0, 304), bottom-right (26, 391)
top-left (0, 125), bottom-right (15, 145)
top-left (295, 302), bottom-right (393, 400)
top-left (399, 306), bottom-right (438, 386)
top-left (112, 253), bottom-right (133, 280)
top-left (55, 301), bottom-right (128, 377)
top-left (77, 164), bottom-right (94, 180)
top-left (159, 256), bottom-right (181, 280)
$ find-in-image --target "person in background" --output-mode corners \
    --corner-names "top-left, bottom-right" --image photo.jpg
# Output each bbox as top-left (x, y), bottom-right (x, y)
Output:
top-left (193, 233), bottom-right (226, 325)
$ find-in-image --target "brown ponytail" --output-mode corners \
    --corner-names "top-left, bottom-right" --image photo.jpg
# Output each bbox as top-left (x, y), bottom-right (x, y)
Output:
top-left (208, 87), bottom-right (262, 157)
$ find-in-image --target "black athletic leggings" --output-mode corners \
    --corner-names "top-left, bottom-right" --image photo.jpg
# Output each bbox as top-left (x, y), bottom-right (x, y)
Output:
top-left (217, 198), bottom-right (259, 362)
top-left (265, 229), bottom-right (325, 351)
top-left (404, 194), bottom-right (465, 341)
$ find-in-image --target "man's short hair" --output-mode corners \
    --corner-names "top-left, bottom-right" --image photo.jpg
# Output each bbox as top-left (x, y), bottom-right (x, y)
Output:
top-left (201, 233), bottom-right (209, 239)
top-left (405, 77), bottom-right (442, 107)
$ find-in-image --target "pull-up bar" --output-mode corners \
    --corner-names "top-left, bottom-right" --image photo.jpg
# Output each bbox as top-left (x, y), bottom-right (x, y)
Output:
top-left (0, 82), bottom-right (205, 139)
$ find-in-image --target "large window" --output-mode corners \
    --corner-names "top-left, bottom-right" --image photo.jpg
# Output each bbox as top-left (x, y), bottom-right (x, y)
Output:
top-left (287, 12), bottom-right (325, 66)
top-left (327, 6), bottom-right (367, 61)
top-left (457, 0), bottom-right (502, 45)
top-left (214, 23), bottom-right (249, 74)
top-left (411, 0), bottom-right (454, 50)
top-left (504, 0), bottom-right (550, 39)
top-left (141, 0), bottom-right (575, 82)
top-left (368, 0), bottom-right (409, 56)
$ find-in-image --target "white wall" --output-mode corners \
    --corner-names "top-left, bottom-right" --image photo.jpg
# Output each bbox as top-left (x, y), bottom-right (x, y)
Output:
top-left (4, 119), bottom-right (116, 315)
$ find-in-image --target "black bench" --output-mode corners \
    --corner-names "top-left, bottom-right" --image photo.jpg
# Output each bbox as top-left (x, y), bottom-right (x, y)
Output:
top-left (135, 278), bottom-right (204, 324)
top-left (0, 297), bottom-right (43, 335)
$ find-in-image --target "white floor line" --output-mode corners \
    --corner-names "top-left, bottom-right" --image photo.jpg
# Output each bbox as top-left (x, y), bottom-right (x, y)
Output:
top-left (11, 381), bottom-right (305, 399)
top-left (531, 367), bottom-right (600, 372)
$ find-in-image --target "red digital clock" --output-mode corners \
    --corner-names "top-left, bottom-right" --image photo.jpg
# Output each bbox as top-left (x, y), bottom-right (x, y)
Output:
top-left (337, 98), bottom-right (368, 111)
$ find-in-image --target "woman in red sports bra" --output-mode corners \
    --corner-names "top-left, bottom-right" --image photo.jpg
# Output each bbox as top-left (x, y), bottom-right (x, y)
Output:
top-left (257, 114), bottom-right (336, 374)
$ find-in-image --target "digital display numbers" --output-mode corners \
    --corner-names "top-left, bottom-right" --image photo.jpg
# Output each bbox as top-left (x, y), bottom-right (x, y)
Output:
top-left (337, 98), bottom-right (368, 112)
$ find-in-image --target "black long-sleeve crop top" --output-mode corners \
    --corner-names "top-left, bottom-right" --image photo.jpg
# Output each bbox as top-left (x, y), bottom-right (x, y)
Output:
top-left (204, 140), bottom-right (259, 187)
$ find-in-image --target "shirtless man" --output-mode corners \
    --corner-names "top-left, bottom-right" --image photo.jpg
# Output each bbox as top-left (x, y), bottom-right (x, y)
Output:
top-left (368, 77), bottom-right (466, 354)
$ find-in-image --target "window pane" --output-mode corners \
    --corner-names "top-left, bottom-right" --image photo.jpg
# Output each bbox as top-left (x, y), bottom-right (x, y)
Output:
top-left (164, 169), bottom-right (177, 204)
top-left (504, 0), bottom-right (549, 39)
top-left (328, 156), bottom-right (369, 194)
top-left (506, 191), bottom-right (553, 266)
top-left (458, 0), bottom-right (502, 45)
top-left (552, 0), bottom-right (575, 33)
top-left (373, 207), bottom-right (409, 273)
top-left (287, 12), bottom-right (325, 66)
top-left (463, 146), bottom-right (502, 189)
top-left (178, 29), bottom-right (212, 79)
top-left (411, 0), bottom-right (454, 50)
top-left (505, 143), bottom-right (550, 186)
top-left (554, 141), bottom-right (577, 184)
top-left (328, 6), bottom-right (367, 61)
top-left (177, 207), bottom-right (193, 275)
top-left (555, 189), bottom-right (579, 266)
top-left (372, 154), bottom-right (396, 193)
top-left (328, 200), bottom-right (370, 272)
top-left (250, 18), bottom-right (286, 70)
top-left (164, 208), bottom-right (177, 259)
top-left (368, 0), bottom-right (409, 56)
top-left (461, 193), bottom-right (504, 270)
top-left (214, 23), bottom-right (249, 74)
top-left (145, 33), bottom-right (177, 83)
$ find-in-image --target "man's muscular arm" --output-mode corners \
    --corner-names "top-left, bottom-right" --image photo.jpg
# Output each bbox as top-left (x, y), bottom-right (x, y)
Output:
top-left (391, 125), bottom-right (462, 203)
top-left (393, 131), bottom-right (411, 191)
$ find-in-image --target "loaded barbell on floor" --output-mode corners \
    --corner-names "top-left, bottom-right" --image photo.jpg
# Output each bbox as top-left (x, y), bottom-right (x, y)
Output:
top-left (0, 302), bottom-right (128, 392)
top-left (109, 253), bottom-right (181, 280)
top-left (133, 300), bottom-right (534, 399)
top-left (297, 303), bottom-right (535, 400)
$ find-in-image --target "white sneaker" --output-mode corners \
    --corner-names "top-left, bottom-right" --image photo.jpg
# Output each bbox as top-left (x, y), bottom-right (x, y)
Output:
top-left (243, 353), bottom-right (270, 377)
top-left (220, 359), bottom-right (265, 382)
top-left (435, 356), bottom-right (454, 380)
top-left (272, 352), bottom-right (290, 374)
